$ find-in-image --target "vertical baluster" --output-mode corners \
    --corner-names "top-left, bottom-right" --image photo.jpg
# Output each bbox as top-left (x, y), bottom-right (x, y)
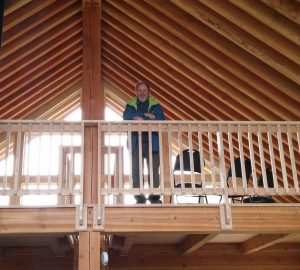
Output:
top-left (107, 123), bottom-right (112, 196)
top-left (287, 125), bottom-right (299, 193)
top-left (47, 122), bottom-right (53, 194)
top-left (188, 124), bottom-right (195, 193)
top-left (277, 124), bottom-right (289, 193)
top-left (118, 124), bottom-right (123, 196)
top-left (13, 123), bottom-right (22, 195)
top-left (197, 124), bottom-right (206, 194)
top-left (3, 123), bottom-right (11, 195)
top-left (237, 124), bottom-right (247, 193)
top-left (97, 122), bottom-right (101, 214)
top-left (168, 124), bottom-right (174, 195)
top-left (69, 123), bottom-right (74, 195)
top-left (25, 124), bottom-right (32, 193)
top-left (248, 124), bottom-right (258, 193)
top-left (58, 123), bottom-right (63, 195)
top-left (128, 123), bottom-right (133, 193)
top-left (258, 125), bottom-right (268, 193)
top-left (208, 124), bottom-right (216, 194)
top-left (148, 123), bottom-right (154, 194)
top-left (178, 124), bottom-right (185, 194)
top-left (228, 125), bottom-right (237, 193)
top-left (267, 125), bottom-right (279, 193)
top-left (217, 125), bottom-right (226, 193)
top-left (36, 123), bottom-right (43, 193)
top-left (138, 123), bottom-right (143, 195)
top-left (158, 124), bottom-right (164, 195)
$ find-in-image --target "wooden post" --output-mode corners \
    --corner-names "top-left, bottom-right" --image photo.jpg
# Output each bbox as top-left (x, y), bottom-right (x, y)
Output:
top-left (80, 0), bottom-right (103, 269)
top-left (79, 232), bottom-right (101, 270)
top-left (81, 0), bottom-right (103, 205)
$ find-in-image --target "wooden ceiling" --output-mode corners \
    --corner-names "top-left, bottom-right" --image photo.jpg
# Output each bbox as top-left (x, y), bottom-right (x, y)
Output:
top-left (1, 0), bottom-right (299, 121)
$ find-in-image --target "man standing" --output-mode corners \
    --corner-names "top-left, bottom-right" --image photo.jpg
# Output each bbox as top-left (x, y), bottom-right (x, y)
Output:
top-left (123, 81), bottom-right (165, 204)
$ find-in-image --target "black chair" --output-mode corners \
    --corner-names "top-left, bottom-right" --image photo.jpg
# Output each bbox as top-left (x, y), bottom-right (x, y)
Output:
top-left (227, 157), bottom-right (252, 203)
top-left (172, 149), bottom-right (208, 204)
top-left (243, 167), bottom-right (275, 204)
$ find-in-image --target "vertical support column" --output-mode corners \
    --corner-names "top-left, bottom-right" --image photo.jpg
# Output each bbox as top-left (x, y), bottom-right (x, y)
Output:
top-left (82, 0), bottom-right (103, 205)
top-left (79, 232), bottom-right (101, 270)
top-left (80, 1), bottom-right (103, 269)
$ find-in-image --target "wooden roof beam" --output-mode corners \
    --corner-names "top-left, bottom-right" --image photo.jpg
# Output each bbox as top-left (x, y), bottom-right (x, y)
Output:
top-left (229, 0), bottom-right (300, 46)
top-left (2, 0), bottom-right (80, 47)
top-left (3, 0), bottom-right (56, 32)
top-left (179, 234), bottom-right (217, 254)
top-left (1, 24), bottom-right (82, 80)
top-left (0, 41), bottom-right (82, 101)
top-left (260, 0), bottom-right (300, 25)
top-left (241, 233), bottom-right (299, 254)
top-left (182, 0), bottom-right (299, 84)
top-left (1, 2), bottom-right (81, 59)
top-left (167, 0), bottom-right (300, 102)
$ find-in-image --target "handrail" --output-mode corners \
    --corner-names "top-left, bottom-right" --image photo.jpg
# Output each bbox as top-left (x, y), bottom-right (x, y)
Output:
top-left (0, 121), bottom-right (299, 208)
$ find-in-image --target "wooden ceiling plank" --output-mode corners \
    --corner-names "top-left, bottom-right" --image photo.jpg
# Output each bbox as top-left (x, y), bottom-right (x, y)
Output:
top-left (242, 233), bottom-right (299, 254)
top-left (183, 0), bottom-right (300, 84)
top-left (229, 0), bottom-right (300, 46)
top-left (179, 234), bottom-right (217, 254)
top-left (0, 24), bottom-right (82, 81)
top-left (2, 0), bottom-right (79, 46)
top-left (1, 2), bottom-right (81, 59)
top-left (0, 15), bottom-right (82, 72)
top-left (0, 40), bottom-right (82, 99)
top-left (142, 0), bottom-right (300, 120)
top-left (32, 84), bottom-right (81, 120)
top-left (3, 0), bottom-right (32, 16)
top-left (3, 0), bottom-right (56, 31)
top-left (2, 69), bottom-right (82, 118)
top-left (104, 2), bottom-right (280, 121)
top-left (0, 55), bottom-right (82, 113)
top-left (122, 0), bottom-right (299, 121)
top-left (200, 0), bottom-right (300, 64)
top-left (260, 0), bottom-right (300, 25)
top-left (166, 0), bottom-right (300, 102)
top-left (13, 76), bottom-right (82, 119)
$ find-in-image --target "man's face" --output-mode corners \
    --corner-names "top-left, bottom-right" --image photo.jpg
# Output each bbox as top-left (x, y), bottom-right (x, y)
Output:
top-left (135, 83), bottom-right (150, 102)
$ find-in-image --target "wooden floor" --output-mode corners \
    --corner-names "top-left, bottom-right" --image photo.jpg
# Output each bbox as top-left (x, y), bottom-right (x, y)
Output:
top-left (1, 204), bottom-right (300, 269)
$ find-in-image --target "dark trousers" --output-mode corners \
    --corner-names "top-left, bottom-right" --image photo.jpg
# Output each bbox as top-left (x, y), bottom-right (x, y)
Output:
top-left (132, 143), bottom-right (160, 201)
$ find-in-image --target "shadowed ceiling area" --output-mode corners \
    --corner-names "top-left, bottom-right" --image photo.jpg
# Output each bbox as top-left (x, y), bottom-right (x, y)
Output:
top-left (1, 0), bottom-right (299, 121)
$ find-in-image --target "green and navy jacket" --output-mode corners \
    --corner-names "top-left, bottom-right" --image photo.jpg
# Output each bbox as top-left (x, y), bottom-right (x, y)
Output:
top-left (123, 96), bottom-right (165, 153)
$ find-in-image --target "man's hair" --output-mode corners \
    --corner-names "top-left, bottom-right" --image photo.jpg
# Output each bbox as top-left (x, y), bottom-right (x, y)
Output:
top-left (135, 80), bottom-right (150, 91)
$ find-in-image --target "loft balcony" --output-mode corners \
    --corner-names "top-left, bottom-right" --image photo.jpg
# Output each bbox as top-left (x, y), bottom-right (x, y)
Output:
top-left (0, 120), bottom-right (300, 269)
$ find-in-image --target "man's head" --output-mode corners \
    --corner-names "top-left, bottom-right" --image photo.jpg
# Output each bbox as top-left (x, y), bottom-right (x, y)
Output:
top-left (135, 81), bottom-right (150, 102)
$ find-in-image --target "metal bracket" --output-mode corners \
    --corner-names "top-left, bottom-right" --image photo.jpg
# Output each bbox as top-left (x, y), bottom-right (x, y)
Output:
top-left (93, 204), bottom-right (105, 231)
top-left (219, 203), bottom-right (233, 230)
top-left (75, 205), bottom-right (88, 231)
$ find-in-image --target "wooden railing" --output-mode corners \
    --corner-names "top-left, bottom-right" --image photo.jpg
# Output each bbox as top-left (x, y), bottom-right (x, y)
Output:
top-left (0, 120), bottom-right (300, 208)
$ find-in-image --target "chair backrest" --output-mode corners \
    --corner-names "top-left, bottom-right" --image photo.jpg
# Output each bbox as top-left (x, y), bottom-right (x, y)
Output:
top-left (174, 149), bottom-right (201, 173)
top-left (227, 157), bottom-right (252, 181)
top-left (257, 167), bottom-right (274, 188)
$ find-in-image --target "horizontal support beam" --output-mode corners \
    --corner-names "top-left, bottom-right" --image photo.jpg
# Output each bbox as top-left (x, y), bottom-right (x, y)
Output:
top-left (1, 205), bottom-right (300, 234)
